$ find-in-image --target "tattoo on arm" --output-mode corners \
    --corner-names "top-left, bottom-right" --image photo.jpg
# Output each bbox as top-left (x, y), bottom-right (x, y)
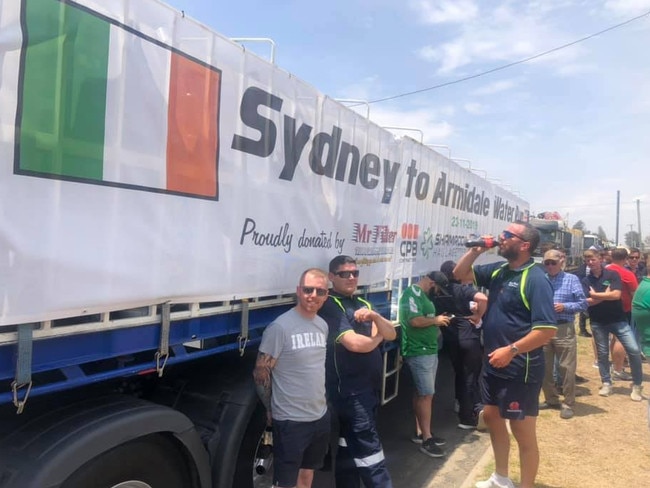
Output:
top-left (253, 352), bottom-right (276, 413)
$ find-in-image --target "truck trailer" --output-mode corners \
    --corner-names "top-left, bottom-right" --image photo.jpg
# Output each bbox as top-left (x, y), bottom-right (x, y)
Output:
top-left (530, 216), bottom-right (583, 270)
top-left (0, 1), bottom-right (530, 487)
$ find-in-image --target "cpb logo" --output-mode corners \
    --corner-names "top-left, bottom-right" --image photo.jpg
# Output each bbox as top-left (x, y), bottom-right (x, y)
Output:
top-left (400, 224), bottom-right (419, 258)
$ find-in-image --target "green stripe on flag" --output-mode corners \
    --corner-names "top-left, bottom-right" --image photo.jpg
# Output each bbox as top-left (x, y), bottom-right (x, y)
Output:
top-left (19, 0), bottom-right (110, 180)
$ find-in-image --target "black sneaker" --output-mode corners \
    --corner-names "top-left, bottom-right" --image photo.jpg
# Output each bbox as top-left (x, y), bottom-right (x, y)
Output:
top-left (420, 438), bottom-right (445, 458)
top-left (410, 434), bottom-right (423, 444)
top-left (431, 435), bottom-right (446, 446)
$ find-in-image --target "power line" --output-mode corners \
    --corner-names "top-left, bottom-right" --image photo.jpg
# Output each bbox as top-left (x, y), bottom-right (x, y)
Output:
top-left (367, 9), bottom-right (650, 105)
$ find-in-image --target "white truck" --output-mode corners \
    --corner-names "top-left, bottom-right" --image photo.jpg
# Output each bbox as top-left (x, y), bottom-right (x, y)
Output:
top-left (0, 1), bottom-right (530, 487)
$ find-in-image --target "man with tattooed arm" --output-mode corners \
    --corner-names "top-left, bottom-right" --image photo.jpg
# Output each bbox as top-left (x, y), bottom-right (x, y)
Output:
top-left (253, 268), bottom-right (331, 488)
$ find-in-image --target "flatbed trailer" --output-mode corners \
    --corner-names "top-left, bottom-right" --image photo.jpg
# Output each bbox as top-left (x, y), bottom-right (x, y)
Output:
top-left (0, 0), bottom-right (529, 486)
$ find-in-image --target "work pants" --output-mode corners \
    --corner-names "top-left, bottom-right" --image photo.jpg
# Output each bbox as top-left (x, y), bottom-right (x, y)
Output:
top-left (542, 321), bottom-right (577, 407)
top-left (334, 391), bottom-right (393, 488)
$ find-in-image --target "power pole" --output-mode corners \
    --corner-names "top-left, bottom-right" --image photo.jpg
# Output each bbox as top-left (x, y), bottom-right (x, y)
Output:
top-left (615, 190), bottom-right (620, 245)
top-left (637, 198), bottom-right (643, 250)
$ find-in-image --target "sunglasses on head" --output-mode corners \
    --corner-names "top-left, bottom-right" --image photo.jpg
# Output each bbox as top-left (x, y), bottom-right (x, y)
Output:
top-left (333, 270), bottom-right (360, 279)
top-left (301, 286), bottom-right (328, 297)
top-left (502, 230), bottom-right (528, 242)
top-left (543, 260), bottom-right (559, 266)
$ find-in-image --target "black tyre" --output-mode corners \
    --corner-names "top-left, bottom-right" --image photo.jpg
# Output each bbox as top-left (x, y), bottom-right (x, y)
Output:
top-left (61, 434), bottom-right (193, 488)
top-left (232, 402), bottom-right (271, 488)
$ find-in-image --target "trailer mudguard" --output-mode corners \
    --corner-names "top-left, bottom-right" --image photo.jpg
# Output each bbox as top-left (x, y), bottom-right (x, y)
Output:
top-left (0, 395), bottom-right (211, 488)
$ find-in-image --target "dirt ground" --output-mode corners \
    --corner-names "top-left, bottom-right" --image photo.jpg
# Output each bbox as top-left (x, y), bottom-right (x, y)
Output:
top-left (472, 332), bottom-right (650, 487)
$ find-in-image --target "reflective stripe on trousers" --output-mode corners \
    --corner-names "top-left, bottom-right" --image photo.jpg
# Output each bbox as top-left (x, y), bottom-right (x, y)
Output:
top-left (334, 391), bottom-right (393, 488)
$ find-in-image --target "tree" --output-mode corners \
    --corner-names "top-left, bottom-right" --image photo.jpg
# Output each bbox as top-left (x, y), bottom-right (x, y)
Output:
top-left (625, 231), bottom-right (641, 248)
top-left (572, 220), bottom-right (586, 231)
top-left (597, 226), bottom-right (608, 242)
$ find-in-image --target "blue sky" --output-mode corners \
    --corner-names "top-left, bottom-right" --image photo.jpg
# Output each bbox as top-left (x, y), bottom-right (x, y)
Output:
top-left (167, 0), bottom-right (650, 243)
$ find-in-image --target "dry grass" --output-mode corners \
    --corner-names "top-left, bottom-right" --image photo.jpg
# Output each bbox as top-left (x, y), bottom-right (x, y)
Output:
top-left (477, 332), bottom-right (650, 487)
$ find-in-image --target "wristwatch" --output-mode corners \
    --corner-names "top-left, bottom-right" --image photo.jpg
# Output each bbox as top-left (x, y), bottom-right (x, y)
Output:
top-left (509, 344), bottom-right (520, 356)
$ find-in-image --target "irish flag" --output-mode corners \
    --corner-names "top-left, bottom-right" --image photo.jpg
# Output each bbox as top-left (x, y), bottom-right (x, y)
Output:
top-left (17, 0), bottom-right (221, 199)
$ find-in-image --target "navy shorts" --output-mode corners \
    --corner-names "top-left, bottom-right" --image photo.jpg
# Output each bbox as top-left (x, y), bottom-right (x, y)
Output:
top-left (272, 410), bottom-right (331, 488)
top-left (481, 374), bottom-right (541, 420)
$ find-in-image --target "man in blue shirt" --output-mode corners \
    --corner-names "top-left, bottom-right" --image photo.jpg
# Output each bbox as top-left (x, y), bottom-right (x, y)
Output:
top-left (318, 256), bottom-right (396, 488)
top-left (539, 249), bottom-right (587, 420)
top-left (454, 222), bottom-right (556, 488)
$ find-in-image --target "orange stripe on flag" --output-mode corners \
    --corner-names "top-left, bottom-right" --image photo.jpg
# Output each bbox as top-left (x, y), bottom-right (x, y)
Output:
top-left (166, 53), bottom-right (220, 198)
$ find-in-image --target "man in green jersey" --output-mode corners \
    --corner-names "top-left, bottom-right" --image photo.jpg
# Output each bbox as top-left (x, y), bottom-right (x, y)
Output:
top-left (399, 271), bottom-right (451, 458)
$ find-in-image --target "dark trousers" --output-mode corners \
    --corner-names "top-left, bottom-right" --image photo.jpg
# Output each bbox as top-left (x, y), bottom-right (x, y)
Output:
top-left (334, 391), bottom-right (393, 488)
top-left (445, 337), bottom-right (484, 425)
top-left (579, 312), bottom-right (589, 333)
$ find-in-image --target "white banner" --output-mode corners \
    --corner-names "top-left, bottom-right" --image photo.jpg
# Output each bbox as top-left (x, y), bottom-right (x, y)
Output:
top-left (0, 0), bottom-right (529, 326)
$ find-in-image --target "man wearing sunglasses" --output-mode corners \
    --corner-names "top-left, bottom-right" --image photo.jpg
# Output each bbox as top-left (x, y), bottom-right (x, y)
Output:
top-left (539, 249), bottom-right (587, 420)
top-left (626, 247), bottom-right (646, 284)
top-left (453, 222), bottom-right (557, 488)
top-left (254, 268), bottom-right (331, 488)
top-left (318, 255), bottom-right (396, 488)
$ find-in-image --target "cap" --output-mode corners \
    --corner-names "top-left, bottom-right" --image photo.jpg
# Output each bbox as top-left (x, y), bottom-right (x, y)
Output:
top-left (426, 271), bottom-right (449, 288)
top-left (440, 260), bottom-right (456, 280)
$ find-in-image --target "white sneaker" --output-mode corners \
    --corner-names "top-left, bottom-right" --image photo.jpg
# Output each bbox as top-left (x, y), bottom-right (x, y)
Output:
top-left (476, 409), bottom-right (488, 431)
top-left (631, 384), bottom-right (644, 401)
top-left (599, 382), bottom-right (613, 397)
top-left (475, 472), bottom-right (515, 488)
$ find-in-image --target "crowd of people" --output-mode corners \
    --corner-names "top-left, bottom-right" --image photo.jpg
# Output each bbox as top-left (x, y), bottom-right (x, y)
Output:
top-left (252, 227), bottom-right (649, 488)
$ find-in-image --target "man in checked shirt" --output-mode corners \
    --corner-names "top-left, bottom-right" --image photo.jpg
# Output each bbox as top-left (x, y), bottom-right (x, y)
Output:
top-left (539, 249), bottom-right (588, 420)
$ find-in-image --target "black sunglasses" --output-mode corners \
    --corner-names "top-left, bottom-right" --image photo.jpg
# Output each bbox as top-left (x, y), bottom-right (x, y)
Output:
top-left (502, 230), bottom-right (528, 242)
top-left (543, 260), bottom-right (559, 266)
top-left (301, 286), bottom-right (328, 297)
top-left (333, 270), bottom-right (360, 279)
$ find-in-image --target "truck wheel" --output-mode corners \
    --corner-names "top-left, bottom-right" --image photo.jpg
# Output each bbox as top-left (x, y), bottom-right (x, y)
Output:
top-left (61, 434), bottom-right (192, 488)
top-left (232, 403), bottom-right (273, 488)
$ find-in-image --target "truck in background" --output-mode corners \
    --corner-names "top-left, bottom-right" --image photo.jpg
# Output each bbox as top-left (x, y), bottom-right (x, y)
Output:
top-left (583, 234), bottom-right (606, 250)
top-left (530, 214), bottom-right (583, 271)
top-left (0, 1), bottom-right (529, 487)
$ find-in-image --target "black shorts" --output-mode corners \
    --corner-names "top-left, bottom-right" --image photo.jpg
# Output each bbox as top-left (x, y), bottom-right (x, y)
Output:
top-left (481, 374), bottom-right (541, 420)
top-left (272, 410), bottom-right (330, 488)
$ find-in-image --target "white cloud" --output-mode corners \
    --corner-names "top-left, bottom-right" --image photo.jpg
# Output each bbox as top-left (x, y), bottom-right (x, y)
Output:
top-left (555, 62), bottom-right (597, 76)
top-left (464, 102), bottom-right (484, 114)
top-left (335, 76), bottom-right (381, 102)
top-left (415, 2), bottom-right (587, 75)
top-left (470, 79), bottom-right (519, 96)
top-left (411, 0), bottom-right (479, 24)
top-left (366, 106), bottom-right (454, 142)
top-left (603, 0), bottom-right (650, 16)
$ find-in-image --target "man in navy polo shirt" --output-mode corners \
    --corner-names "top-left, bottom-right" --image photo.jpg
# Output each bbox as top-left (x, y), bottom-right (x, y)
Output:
top-left (318, 255), bottom-right (396, 488)
top-left (454, 222), bottom-right (556, 488)
top-left (582, 248), bottom-right (644, 400)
